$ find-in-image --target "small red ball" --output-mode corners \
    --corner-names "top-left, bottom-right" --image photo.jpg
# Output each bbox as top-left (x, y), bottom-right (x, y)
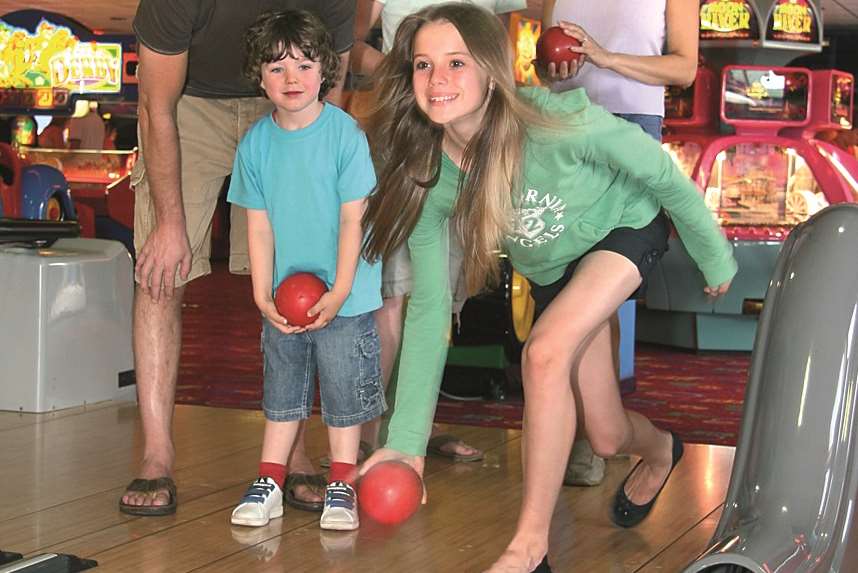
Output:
top-left (358, 461), bottom-right (423, 526)
top-left (273, 272), bottom-right (327, 327)
top-left (536, 26), bottom-right (583, 69)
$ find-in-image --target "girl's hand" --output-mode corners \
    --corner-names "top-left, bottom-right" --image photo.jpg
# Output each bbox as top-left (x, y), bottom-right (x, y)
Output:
top-left (257, 298), bottom-right (306, 334)
top-left (360, 447), bottom-right (428, 504)
top-left (704, 279), bottom-right (732, 298)
top-left (303, 290), bottom-right (347, 331)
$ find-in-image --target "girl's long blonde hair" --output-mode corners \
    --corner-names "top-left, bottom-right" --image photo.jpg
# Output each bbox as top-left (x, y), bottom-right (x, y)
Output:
top-left (361, 3), bottom-right (546, 294)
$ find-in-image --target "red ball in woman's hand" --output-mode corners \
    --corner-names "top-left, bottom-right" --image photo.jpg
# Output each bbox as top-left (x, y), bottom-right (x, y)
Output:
top-left (536, 26), bottom-right (582, 69)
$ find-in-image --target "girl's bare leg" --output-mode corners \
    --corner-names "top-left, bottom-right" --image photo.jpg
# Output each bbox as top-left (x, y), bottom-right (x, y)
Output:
top-left (485, 252), bottom-right (642, 573)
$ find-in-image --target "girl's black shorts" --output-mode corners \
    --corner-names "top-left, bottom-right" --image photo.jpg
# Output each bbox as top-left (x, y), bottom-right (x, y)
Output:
top-left (528, 211), bottom-right (670, 320)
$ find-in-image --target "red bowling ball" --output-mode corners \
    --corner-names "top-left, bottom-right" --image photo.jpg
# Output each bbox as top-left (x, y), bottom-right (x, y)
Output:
top-left (274, 272), bottom-right (328, 327)
top-left (536, 26), bottom-right (582, 69)
top-left (358, 461), bottom-right (423, 526)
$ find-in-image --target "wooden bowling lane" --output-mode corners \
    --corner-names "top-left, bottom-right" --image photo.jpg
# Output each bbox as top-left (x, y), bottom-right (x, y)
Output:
top-left (0, 402), bottom-right (734, 572)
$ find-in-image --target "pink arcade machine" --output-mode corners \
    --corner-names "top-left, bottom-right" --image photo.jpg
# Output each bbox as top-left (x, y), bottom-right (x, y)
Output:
top-left (639, 65), bottom-right (857, 350)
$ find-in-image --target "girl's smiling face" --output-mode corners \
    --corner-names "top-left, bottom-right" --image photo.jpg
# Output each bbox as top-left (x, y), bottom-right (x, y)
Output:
top-left (411, 21), bottom-right (491, 137)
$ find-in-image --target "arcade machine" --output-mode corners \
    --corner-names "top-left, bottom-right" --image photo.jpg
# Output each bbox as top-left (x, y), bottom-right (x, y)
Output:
top-left (0, 9), bottom-right (138, 248)
top-left (782, 69), bottom-right (858, 195)
top-left (0, 12), bottom-right (136, 414)
top-left (638, 65), bottom-right (857, 350)
top-left (661, 57), bottom-right (721, 179)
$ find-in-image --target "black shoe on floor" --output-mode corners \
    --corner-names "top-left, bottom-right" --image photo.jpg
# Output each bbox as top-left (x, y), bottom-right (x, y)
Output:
top-left (611, 431), bottom-right (684, 528)
top-left (532, 555), bottom-right (552, 572)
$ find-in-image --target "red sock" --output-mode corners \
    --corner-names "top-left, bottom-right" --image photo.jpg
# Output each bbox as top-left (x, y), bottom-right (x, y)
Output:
top-left (329, 462), bottom-right (358, 486)
top-left (259, 462), bottom-right (287, 489)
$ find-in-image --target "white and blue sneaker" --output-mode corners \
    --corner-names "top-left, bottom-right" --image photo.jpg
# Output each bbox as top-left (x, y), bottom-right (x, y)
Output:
top-left (320, 481), bottom-right (359, 531)
top-left (231, 477), bottom-right (283, 527)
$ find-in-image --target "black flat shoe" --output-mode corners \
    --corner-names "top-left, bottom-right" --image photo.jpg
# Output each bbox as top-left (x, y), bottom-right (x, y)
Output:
top-left (532, 556), bottom-right (552, 572)
top-left (611, 431), bottom-right (684, 528)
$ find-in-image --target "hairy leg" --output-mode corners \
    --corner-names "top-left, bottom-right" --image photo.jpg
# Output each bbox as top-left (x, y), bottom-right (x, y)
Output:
top-left (122, 285), bottom-right (185, 508)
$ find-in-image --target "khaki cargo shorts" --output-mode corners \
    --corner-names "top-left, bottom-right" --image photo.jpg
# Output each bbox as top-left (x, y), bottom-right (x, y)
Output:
top-left (132, 95), bottom-right (273, 286)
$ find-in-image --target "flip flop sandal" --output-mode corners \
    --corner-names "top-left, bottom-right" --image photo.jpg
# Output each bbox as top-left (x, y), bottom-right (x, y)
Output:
top-left (427, 434), bottom-right (484, 462)
top-left (318, 440), bottom-right (375, 469)
top-left (283, 473), bottom-right (327, 512)
top-left (119, 477), bottom-right (177, 516)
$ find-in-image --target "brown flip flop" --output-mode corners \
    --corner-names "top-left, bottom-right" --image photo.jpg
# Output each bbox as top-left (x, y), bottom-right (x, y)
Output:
top-left (119, 476), bottom-right (177, 516)
top-left (283, 473), bottom-right (326, 512)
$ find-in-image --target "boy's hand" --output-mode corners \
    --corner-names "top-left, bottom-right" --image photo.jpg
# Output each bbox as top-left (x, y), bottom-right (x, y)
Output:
top-left (303, 290), bottom-right (347, 331)
top-left (257, 298), bottom-right (306, 335)
top-left (360, 448), bottom-right (427, 504)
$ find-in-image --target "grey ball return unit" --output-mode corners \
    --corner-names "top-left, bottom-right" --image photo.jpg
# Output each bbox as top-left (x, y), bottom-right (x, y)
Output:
top-left (683, 203), bottom-right (858, 572)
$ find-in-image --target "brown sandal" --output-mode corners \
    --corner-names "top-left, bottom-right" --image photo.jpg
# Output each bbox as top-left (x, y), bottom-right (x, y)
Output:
top-left (283, 473), bottom-right (326, 512)
top-left (118, 477), bottom-right (177, 516)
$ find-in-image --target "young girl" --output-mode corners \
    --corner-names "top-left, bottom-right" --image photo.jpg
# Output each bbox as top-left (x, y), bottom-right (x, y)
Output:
top-left (359, 4), bottom-right (736, 572)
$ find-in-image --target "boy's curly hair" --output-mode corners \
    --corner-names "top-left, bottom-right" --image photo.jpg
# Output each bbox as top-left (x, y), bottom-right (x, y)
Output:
top-left (243, 10), bottom-right (340, 100)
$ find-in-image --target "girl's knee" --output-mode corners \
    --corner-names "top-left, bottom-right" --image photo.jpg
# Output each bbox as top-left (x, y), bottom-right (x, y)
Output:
top-left (521, 336), bottom-right (561, 377)
top-left (589, 429), bottom-right (629, 458)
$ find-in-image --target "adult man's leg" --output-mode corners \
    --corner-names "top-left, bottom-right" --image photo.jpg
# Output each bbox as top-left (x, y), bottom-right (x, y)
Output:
top-left (120, 285), bottom-right (185, 510)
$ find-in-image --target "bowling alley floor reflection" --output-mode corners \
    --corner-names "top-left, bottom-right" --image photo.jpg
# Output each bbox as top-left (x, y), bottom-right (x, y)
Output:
top-left (0, 401), bottom-right (734, 572)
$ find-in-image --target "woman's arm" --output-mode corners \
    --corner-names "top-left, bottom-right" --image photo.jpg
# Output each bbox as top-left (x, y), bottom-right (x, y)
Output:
top-left (350, 0), bottom-right (384, 77)
top-left (548, 0), bottom-right (699, 87)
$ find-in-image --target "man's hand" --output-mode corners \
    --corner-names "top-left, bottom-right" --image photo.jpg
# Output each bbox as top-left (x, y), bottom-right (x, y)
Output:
top-left (360, 447), bottom-right (427, 504)
top-left (134, 220), bottom-right (192, 301)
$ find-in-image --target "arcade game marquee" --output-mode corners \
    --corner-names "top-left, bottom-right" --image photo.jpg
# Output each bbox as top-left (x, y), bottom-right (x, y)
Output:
top-left (0, 9), bottom-right (138, 248)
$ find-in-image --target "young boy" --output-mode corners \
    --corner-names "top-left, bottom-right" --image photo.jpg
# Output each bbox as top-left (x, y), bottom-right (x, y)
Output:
top-left (227, 10), bottom-right (383, 531)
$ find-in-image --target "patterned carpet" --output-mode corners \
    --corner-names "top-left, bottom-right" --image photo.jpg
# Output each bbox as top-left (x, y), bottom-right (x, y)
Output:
top-left (176, 264), bottom-right (750, 446)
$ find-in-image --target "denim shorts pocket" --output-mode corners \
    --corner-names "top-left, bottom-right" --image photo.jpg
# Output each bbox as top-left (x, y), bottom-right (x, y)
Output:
top-left (356, 330), bottom-right (383, 411)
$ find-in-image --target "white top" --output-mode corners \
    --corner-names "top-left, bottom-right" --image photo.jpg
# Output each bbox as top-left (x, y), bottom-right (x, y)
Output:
top-left (378, 0), bottom-right (527, 54)
top-left (548, 0), bottom-right (666, 116)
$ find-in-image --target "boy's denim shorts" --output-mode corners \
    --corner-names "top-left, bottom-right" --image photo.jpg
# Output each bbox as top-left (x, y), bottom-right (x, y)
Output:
top-left (260, 312), bottom-right (386, 428)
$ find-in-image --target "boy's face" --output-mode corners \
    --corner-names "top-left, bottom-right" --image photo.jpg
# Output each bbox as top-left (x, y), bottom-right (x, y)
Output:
top-left (260, 47), bottom-right (324, 126)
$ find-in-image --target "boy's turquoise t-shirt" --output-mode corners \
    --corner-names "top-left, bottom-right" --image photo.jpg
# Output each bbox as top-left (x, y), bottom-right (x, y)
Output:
top-left (227, 104), bottom-right (382, 317)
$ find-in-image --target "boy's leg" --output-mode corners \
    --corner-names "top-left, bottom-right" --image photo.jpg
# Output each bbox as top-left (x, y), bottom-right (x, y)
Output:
top-left (232, 322), bottom-right (315, 527)
top-left (231, 420), bottom-right (299, 527)
top-left (317, 314), bottom-right (386, 530)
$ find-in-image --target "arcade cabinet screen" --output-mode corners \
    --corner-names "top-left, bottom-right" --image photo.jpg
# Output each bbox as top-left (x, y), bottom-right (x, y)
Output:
top-left (664, 85), bottom-right (694, 120)
top-left (832, 75), bottom-right (853, 128)
top-left (724, 69), bottom-right (808, 122)
top-left (704, 143), bottom-right (826, 226)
